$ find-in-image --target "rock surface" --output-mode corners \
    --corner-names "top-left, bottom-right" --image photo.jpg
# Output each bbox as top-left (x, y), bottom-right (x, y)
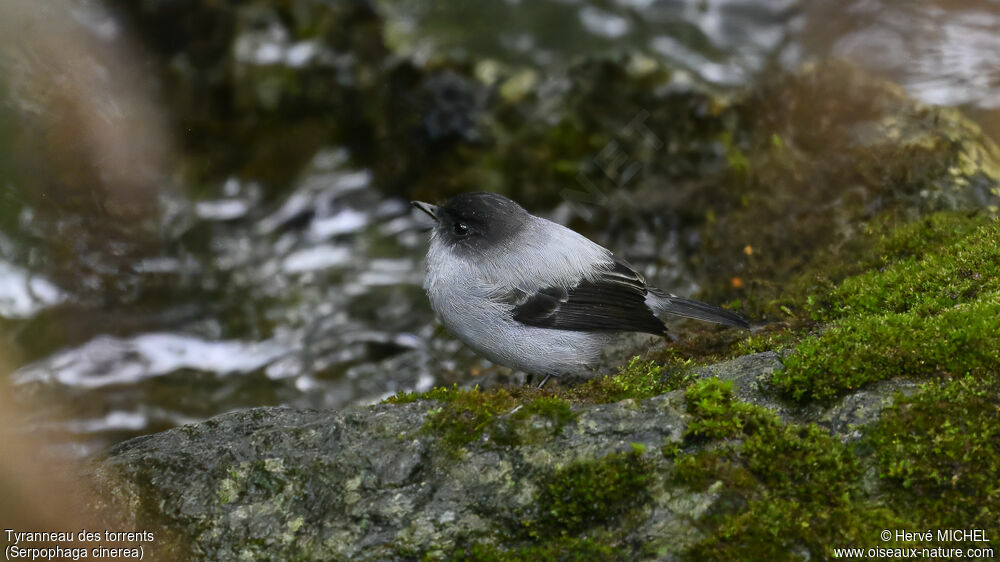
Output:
top-left (93, 391), bottom-right (686, 560)
top-left (89, 351), bottom-right (912, 560)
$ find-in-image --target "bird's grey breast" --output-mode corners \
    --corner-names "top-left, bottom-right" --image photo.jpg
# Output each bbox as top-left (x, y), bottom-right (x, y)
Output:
top-left (423, 236), bottom-right (510, 343)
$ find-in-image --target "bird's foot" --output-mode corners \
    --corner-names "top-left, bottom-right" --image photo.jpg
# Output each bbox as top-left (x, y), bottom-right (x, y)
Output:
top-left (536, 374), bottom-right (554, 388)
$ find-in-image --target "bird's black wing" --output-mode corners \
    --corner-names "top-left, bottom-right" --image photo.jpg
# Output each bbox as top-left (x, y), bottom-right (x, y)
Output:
top-left (509, 259), bottom-right (666, 335)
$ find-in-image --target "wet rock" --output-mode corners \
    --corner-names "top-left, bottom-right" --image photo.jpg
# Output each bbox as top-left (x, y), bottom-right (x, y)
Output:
top-left (689, 351), bottom-right (788, 417)
top-left (92, 395), bottom-right (692, 560)
top-left (815, 378), bottom-right (919, 438)
top-left (687, 351), bottom-right (920, 437)
top-left (89, 350), bottom-right (920, 560)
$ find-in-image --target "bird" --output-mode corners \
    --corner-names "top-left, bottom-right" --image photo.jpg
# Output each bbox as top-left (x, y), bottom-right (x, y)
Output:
top-left (411, 192), bottom-right (749, 387)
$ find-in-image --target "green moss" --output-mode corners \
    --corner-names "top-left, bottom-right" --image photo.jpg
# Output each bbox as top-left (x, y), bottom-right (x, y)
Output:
top-left (674, 383), bottom-right (903, 560)
top-left (526, 450), bottom-right (654, 539)
top-left (687, 497), bottom-right (900, 562)
top-left (672, 389), bottom-right (1000, 561)
top-left (868, 375), bottom-right (1000, 532)
top-left (812, 215), bottom-right (999, 320)
top-left (383, 383), bottom-right (467, 404)
top-left (747, 212), bottom-right (993, 323)
top-left (511, 396), bottom-right (575, 428)
top-left (568, 356), bottom-right (686, 403)
top-left (771, 214), bottom-right (1000, 402)
top-left (732, 328), bottom-right (795, 356)
top-left (660, 442), bottom-right (681, 459)
top-left (386, 355), bottom-right (687, 414)
top-left (673, 446), bottom-right (755, 491)
top-left (683, 378), bottom-right (768, 441)
top-left (423, 387), bottom-right (519, 450)
top-left (775, 298), bottom-right (1000, 401)
top-left (388, 384), bottom-right (579, 452)
top-left (868, 213), bottom-right (987, 267)
top-left (741, 423), bottom-right (858, 500)
top-left (491, 395), bottom-right (579, 447)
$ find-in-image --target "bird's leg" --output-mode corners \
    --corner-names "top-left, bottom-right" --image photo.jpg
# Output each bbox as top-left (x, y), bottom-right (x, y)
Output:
top-left (536, 374), bottom-right (554, 389)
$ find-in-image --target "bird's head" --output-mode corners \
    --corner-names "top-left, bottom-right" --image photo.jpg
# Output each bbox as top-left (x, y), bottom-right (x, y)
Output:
top-left (411, 192), bottom-right (530, 256)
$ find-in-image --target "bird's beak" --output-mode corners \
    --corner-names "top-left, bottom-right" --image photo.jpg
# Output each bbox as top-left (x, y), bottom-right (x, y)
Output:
top-left (411, 201), bottom-right (439, 222)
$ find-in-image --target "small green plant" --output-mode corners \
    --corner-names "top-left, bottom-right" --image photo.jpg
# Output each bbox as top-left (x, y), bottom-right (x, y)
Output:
top-left (683, 378), bottom-right (767, 440)
top-left (569, 356), bottom-right (684, 403)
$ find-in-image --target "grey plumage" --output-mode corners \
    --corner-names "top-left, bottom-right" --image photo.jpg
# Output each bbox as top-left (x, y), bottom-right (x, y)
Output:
top-left (646, 290), bottom-right (749, 329)
top-left (413, 192), bottom-right (749, 384)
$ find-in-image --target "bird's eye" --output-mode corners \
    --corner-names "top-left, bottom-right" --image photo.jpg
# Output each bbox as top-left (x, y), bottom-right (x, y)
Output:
top-left (453, 222), bottom-right (469, 236)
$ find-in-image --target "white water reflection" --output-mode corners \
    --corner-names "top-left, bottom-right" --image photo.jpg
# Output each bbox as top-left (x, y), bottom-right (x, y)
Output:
top-left (14, 333), bottom-right (289, 388)
top-left (308, 208), bottom-right (369, 240)
top-left (0, 261), bottom-right (65, 318)
top-left (579, 7), bottom-right (631, 39)
top-left (64, 410), bottom-right (148, 433)
top-left (283, 245), bottom-right (353, 272)
top-left (7, 140), bottom-right (448, 458)
top-left (828, 4), bottom-right (1000, 108)
top-left (196, 198), bottom-right (252, 221)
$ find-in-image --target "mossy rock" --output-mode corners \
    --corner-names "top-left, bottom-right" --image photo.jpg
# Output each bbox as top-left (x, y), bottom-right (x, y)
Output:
top-left (90, 392), bottom-right (693, 560)
top-left (772, 213), bottom-right (1000, 402)
top-left (91, 339), bottom-right (997, 560)
top-left (868, 375), bottom-right (1000, 533)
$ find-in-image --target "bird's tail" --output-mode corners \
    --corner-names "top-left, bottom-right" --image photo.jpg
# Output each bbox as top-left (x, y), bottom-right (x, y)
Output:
top-left (648, 291), bottom-right (750, 329)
